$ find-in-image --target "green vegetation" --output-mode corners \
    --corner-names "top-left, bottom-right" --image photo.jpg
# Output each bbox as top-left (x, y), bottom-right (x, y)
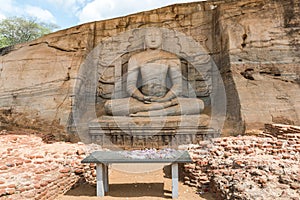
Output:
top-left (0, 16), bottom-right (59, 48)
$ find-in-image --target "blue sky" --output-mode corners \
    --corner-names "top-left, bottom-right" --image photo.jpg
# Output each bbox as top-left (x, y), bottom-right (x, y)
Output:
top-left (0, 0), bottom-right (204, 30)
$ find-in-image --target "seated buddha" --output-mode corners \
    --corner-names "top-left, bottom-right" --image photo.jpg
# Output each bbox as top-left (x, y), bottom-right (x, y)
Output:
top-left (104, 28), bottom-right (205, 117)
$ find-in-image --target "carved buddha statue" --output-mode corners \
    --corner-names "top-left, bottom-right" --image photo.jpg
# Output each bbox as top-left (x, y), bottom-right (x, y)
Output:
top-left (104, 28), bottom-right (205, 117)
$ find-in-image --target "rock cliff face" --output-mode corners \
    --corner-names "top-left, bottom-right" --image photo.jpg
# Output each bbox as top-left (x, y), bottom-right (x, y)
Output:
top-left (0, 0), bottom-right (299, 135)
top-left (216, 0), bottom-right (300, 132)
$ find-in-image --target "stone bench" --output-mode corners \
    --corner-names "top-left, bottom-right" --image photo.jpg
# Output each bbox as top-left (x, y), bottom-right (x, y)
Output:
top-left (81, 150), bottom-right (192, 199)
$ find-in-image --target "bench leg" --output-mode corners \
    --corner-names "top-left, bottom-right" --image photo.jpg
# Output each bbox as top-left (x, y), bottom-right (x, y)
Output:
top-left (171, 163), bottom-right (178, 199)
top-left (103, 164), bottom-right (109, 192)
top-left (96, 163), bottom-right (105, 197)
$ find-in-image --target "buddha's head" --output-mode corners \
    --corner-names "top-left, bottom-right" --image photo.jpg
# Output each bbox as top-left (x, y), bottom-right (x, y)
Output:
top-left (144, 28), bottom-right (162, 49)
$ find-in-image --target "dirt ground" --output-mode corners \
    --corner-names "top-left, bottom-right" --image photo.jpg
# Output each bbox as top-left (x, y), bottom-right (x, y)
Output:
top-left (57, 164), bottom-right (214, 200)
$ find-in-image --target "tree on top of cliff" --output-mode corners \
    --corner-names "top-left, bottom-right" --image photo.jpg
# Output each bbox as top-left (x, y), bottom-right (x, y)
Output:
top-left (0, 16), bottom-right (59, 48)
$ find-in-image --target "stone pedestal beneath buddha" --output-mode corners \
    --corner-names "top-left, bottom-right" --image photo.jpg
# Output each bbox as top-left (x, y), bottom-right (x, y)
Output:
top-left (89, 115), bottom-right (219, 149)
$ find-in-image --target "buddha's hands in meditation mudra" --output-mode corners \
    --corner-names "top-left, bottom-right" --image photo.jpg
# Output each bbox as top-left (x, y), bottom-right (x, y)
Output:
top-left (104, 28), bottom-right (204, 117)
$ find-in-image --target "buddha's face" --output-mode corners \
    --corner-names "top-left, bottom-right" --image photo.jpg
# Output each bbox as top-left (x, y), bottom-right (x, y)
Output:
top-left (145, 29), bottom-right (162, 49)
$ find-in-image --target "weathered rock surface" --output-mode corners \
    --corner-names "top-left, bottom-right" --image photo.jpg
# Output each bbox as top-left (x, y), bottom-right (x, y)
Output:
top-left (0, 108), bottom-right (72, 143)
top-left (0, 0), bottom-right (299, 134)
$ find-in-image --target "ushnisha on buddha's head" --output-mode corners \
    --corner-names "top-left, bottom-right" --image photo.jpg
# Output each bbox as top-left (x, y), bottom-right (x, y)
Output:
top-left (144, 28), bottom-right (163, 49)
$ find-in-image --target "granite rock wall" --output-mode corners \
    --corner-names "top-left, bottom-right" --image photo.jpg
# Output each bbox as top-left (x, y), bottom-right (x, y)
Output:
top-left (217, 0), bottom-right (300, 131)
top-left (0, 0), bottom-right (299, 135)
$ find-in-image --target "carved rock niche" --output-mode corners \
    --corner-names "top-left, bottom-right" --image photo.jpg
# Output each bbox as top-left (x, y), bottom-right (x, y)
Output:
top-left (76, 27), bottom-right (223, 149)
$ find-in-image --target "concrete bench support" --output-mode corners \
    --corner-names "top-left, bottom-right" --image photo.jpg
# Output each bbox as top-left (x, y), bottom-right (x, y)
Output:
top-left (96, 164), bottom-right (109, 196)
top-left (96, 163), bottom-right (104, 196)
top-left (171, 163), bottom-right (179, 199)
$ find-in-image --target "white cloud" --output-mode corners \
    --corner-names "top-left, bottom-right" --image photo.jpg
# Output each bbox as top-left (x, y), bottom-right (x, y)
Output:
top-left (24, 5), bottom-right (56, 23)
top-left (0, 0), bottom-right (15, 13)
top-left (0, 0), bottom-right (56, 23)
top-left (0, 13), bottom-right (6, 20)
top-left (46, 0), bottom-right (90, 13)
top-left (77, 0), bottom-right (204, 24)
top-left (0, 0), bottom-right (16, 19)
top-left (78, 1), bottom-right (114, 23)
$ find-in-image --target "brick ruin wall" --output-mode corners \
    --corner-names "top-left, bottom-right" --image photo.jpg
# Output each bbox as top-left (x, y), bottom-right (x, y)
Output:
top-left (0, 123), bottom-right (299, 199)
top-left (183, 124), bottom-right (300, 199)
top-left (0, 133), bottom-right (100, 200)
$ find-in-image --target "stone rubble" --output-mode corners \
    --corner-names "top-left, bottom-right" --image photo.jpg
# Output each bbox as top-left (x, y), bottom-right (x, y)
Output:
top-left (182, 124), bottom-right (300, 200)
top-left (263, 124), bottom-right (300, 140)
